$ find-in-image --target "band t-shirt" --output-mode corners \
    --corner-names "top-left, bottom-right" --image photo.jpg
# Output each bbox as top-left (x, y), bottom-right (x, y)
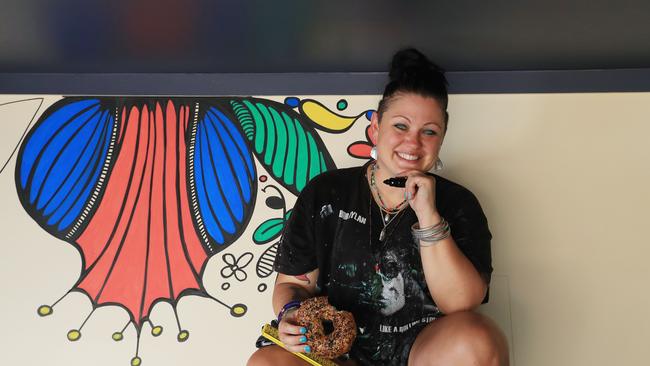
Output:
top-left (274, 164), bottom-right (492, 365)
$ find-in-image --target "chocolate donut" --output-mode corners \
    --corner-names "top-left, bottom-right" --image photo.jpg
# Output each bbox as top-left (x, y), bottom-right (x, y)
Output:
top-left (294, 296), bottom-right (357, 359)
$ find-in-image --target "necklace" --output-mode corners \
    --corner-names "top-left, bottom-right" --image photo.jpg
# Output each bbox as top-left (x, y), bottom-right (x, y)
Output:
top-left (369, 162), bottom-right (407, 241)
top-left (370, 162), bottom-right (407, 214)
top-left (368, 191), bottom-right (406, 278)
top-left (378, 208), bottom-right (405, 242)
top-left (369, 162), bottom-right (408, 239)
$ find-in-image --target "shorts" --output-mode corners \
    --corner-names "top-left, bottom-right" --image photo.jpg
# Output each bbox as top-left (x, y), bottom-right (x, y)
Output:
top-left (349, 330), bottom-right (419, 366)
top-left (255, 320), bottom-right (422, 366)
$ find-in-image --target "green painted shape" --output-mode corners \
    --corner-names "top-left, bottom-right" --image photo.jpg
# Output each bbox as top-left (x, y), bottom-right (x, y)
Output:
top-left (320, 151), bottom-right (327, 173)
top-left (294, 118), bottom-right (309, 192)
top-left (307, 132), bottom-right (320, 180)
top-left (256, 102), bottom-right (276, 165)
top-left (234, 98), bottom-right (334, 194)
top-left (282, 112), bottom-right (297, 186)
top-left (243, 100), bottom-right (265, 153)
top-left (269, 107), bottom-right (287, 177)
top-left (253, 217), bottom-right (284, 244)
top-left (230, 101), bottom-right (254, 141)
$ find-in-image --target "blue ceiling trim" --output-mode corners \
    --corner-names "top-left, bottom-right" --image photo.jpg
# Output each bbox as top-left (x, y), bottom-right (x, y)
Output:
top-left (1, 69), bottom-right (650, 95)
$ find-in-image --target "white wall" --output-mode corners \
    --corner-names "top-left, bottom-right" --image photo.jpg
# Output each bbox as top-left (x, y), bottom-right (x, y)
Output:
top-left (1, 93), bottom-right (649, 365)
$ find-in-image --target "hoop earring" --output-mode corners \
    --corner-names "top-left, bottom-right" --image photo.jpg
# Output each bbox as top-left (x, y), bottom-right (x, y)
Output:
top-left (370, 146), bottom-right (377, 160)
top-left (434, 158), bottom-right (443, 171)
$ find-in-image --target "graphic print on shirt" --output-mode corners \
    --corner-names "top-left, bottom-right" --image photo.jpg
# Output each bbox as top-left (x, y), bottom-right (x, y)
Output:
top-left (318, 177), bottom-right (443, 364)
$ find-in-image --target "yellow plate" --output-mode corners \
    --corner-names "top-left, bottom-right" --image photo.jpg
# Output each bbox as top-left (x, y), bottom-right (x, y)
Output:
top-left (261, 323), bottom-right (339, 366)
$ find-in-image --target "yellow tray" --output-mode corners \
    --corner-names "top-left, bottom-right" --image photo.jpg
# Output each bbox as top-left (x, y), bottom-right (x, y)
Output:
top-left (261, 323), bottom-right (339, 366)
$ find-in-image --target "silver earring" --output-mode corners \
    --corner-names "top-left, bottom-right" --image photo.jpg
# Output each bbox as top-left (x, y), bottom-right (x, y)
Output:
top-left (434, 158), bottom-right (443, 171)
top-left (370, 146), bottom-right (377, 160)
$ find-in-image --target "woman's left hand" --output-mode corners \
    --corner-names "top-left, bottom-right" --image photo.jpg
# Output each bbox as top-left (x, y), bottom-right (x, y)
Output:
top-left (404, 171), bottom-right (440, 225)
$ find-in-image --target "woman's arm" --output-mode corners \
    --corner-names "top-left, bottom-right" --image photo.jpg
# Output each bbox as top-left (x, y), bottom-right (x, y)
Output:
top-left (272, 270), bottom-right (320, 315)
top-left (405, 173), bottom-right (488, 313)
top-left (417, 212), bottom-right (487, 313)
top-left (272, 270), bottom-right (320, 353)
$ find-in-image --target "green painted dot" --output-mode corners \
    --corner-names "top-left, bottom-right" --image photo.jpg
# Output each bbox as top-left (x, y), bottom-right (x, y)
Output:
top-left (112, 332), bottom-right (123, 341)
top-left (151, 326), bottom-right (163, 337)
top-left (130, 356), bottom-right (142, 366)
top-left (230, 304), bottom-right (247, 317)
top-left (67, 329), bottom-right (81, 341)
top-left (37, 305), bottom-right (53, 317)
top-left (177, 330), bottom-right (189, 342)
top-left (336, 99), bottom-right (348, 111)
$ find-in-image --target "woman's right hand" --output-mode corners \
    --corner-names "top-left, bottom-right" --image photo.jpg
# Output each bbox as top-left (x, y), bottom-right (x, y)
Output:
top-left (278, 310), bottom-right (311, 353)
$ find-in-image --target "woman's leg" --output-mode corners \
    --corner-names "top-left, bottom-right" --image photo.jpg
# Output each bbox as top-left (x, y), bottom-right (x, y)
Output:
top-left (247, 346), bottom-right (358, 366)
top-left (408, 311), bottom-right (509, 366)
top-left (247, 346), bottom-right (310, 366)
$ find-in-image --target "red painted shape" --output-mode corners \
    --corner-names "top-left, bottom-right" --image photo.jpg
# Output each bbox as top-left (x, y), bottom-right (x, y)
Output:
top-left (75, 101), bottom-right (208, 325)
top-left (347, 142), bottom-right (372, 159)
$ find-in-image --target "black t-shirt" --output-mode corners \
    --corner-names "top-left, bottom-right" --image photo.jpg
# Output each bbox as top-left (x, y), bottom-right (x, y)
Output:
top-left (274, 164), bottom-right (492, 365)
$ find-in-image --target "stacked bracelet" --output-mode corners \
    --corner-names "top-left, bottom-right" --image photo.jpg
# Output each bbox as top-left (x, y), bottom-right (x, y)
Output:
top-left (412, 217), bottom-right (451, 246)
top-left (277, 300), bottom-right (302, 322)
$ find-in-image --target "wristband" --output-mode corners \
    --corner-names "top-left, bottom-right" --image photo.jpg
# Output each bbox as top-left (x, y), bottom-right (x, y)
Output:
top-left (277, 300), bottom-right (301, 322)
top-left (412, 217), bottom-right (451, 245)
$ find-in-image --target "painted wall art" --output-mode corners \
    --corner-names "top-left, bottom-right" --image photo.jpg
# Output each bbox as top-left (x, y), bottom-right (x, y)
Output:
top-left (0, 95), bottom-right (376, 365)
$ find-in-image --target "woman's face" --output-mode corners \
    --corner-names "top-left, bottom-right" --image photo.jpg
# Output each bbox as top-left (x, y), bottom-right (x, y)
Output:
top-left (371, 93), bottom-right (446, 177)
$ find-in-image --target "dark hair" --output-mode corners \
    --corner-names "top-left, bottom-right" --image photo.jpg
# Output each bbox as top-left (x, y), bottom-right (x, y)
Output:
top-left (377, 48), bottom-right (449, 124)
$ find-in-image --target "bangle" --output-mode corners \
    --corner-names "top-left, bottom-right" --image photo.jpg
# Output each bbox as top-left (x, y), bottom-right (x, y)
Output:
top-left (412, 218), bottom-right (451, 245)
top-left (277, 300), bottom-right (301, 322)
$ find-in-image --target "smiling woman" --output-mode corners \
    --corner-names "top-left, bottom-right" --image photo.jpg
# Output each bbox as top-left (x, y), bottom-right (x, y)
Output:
top-left (370, 94), bottom-right (445, 179)
top-left (248, 48), bottom-right (509, 366)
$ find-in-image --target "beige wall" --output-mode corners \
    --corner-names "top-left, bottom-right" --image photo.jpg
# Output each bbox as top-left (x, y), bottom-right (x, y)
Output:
top-left (446, 93), bottom-right (650, 365)
top-left (1, 93), bottom-right (649, 365)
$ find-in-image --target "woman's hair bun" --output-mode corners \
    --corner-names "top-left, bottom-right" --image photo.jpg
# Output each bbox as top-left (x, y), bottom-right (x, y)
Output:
top-left (378, 47), bottom-right (449, 121)
top-left (388, 48), bottom-right (444, 85)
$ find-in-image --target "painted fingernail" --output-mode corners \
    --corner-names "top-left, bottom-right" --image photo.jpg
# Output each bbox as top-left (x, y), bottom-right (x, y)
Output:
top-left (299, 327), bottom-right (307, 334)
top-left (299, 336), bottom-right (307, 343)
top-left (304, 345), bottom-right (311, 353)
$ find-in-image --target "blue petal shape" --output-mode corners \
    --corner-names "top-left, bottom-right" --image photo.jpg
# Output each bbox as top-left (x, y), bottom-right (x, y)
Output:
top-left (20, 99), bottom-right (99, 189)
top-left (193, 107), bottom-right (256, 246)
top-left (284, 97), bottom-right (300, 108)
top-left (16, 98), bottom-right (115, 233)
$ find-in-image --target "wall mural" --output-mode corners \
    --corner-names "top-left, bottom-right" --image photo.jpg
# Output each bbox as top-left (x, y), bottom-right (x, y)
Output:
top-left (1, 96), bottom-right (375, 365)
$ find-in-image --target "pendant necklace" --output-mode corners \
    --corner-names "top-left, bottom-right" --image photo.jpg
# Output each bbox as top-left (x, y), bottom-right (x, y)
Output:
top-left (378, 209), bottom-right (402, 241)
top-left (369, 162), bottom-right (407, 241)
top-left (368, 192), bottom-right (406, 275)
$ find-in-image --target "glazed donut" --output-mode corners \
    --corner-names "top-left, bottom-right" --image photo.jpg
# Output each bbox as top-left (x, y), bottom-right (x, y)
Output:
top-left (293, 296), bottom-right (357, 359)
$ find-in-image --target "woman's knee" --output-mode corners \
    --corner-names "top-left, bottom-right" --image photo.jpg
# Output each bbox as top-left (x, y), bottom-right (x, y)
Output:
top-left (452, 312), bottom-right (508, 365)
top-left (247, 346), bottom-right (306, 366)
top-left (409, 311), bottom-right (509, 366)
top-left (247, 348), bottom-right (272, 366)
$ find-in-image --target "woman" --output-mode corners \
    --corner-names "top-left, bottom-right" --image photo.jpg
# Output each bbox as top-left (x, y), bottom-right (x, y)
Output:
top-left (248, 48), bottom-right (509, 366)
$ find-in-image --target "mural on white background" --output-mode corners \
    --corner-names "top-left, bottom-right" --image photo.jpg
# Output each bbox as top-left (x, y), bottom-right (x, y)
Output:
top-left (0, 95), bottom-right (377, 365)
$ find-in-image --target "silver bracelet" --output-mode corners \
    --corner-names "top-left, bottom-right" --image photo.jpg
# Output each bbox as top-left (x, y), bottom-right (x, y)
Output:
top-left (412, 218), bottom-right (451, 245)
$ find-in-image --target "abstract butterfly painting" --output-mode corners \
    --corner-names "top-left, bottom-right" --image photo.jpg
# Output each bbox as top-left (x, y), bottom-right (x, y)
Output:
top-left (4, 95), bottom-right (372, 365)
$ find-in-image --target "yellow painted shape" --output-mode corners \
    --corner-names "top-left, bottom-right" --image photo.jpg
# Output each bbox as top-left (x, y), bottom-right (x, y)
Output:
top-left (37, 305), bottom-right (52, 316)
top-left (177, 330), bottom-right (189, 342)
top-left (67, 329), bottom-right (81, 341)
top-left (151, 326), bottom-right (163, 337)
top-left (232, 305), bottom-right (246, 316)
top-left (131, 356), bottom-right (141, 366)
top-left (301, 101), bottom-right (356, 131)
top-left (112, 332), bottom-right (123, 341)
